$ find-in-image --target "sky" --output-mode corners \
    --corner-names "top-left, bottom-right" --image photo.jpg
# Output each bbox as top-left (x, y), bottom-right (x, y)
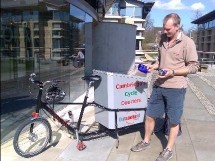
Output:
top-left (144, 0), bottom-right (215, 32)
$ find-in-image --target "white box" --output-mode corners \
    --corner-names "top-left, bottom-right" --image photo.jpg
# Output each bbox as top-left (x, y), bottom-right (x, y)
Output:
top-left (93, 70), bottom-right (148, 129)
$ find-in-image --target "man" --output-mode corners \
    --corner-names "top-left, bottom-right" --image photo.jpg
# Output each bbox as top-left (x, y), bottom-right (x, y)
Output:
top-left (77, 49), bottom-right (85, 60)
top-left (74, 49), bottom-right (85, 67)
top-left (131, 13), bottom-right (199, 161)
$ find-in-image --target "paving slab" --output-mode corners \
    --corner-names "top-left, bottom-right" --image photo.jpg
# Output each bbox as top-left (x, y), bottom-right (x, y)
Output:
top-left (56, 136), bottom-right (116, 161)
top-left (193, 141), bottom-right (215, 161)
top-left (189, 75), bottom-right (215, 105)
top-left (186, 120), bottom-right (215, 143)
top-left (175, 144), bottom-right (197, 161)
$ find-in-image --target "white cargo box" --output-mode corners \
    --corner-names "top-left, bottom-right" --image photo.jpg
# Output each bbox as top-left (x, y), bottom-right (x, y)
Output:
top-left (93, 70), bottom-right (148, 129)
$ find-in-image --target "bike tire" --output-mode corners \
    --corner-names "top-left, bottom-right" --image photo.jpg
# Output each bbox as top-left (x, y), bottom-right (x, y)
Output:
top-left (13, 117), bottom-right (52, 158)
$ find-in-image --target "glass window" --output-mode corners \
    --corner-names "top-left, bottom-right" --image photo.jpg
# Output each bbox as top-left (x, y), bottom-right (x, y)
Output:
top-left (208, 30), bottom-right (212, 35)
top-left (85, 13), bottom-right (93, 22)
top-left (136, 31), bottom-right (142, 36)
top-left (53, 11), bottom-right (69, 21)
top-left (53, 23), bottom-right (61, 28)
top-left (120, 9), bottom-right (126, 16)
top-left (52, 38), bottom-right (61, 48)
top-left (12, 12), bottom-right (22, 22)
top-left (103, 20), bottom-right (119, 22)
top-left (1, 1), bottom-right (93, 146)
top-left (22, 11), bottom-right (39, 21)
top-left (125, 7), bottom-right (134, 17)
top-left (70, 5), bottom-right (86, 21)
top-left (209, 21), bottom-right (212, 28)
top-left (207, 44), bottom-right (210, 52)
top-left (53, 52), bottom-right (61, 57)
top-left (112, 3), bottom-right (119, 16)
top-left (106, 7), bottom-right (112, 15)
top-left (207, 36), bottom-right (211, 41)
top-left (134, 7), bottom-right (142, 18)
top-left (34, 38), bottom-right (39, 47)
top-left (34, 23), bottom-right (39, 29)
top-left (52, 30), bottom-right (61, 36)
top-left (213, 19), bottom-right (215, 27)
top-left (34, 31), bottom-right (39, 36)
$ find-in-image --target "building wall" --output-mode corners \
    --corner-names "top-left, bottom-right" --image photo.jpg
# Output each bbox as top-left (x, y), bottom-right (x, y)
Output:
top-left (197, 28), bottom-right (215, 52)
top-left (194, 12), bottom-right (215, 63)
top-left (104, 2), bottom-right (146, 54)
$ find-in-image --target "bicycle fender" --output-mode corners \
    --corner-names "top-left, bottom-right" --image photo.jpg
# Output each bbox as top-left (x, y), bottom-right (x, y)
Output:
top-left (29, 117), bottom-right (52, 143)
top-left (30, 116), bottom-right (45, 121)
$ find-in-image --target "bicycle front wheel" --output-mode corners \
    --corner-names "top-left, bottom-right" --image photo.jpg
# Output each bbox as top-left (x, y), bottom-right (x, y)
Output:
top-left (13, 117), bottom-right (52, 158)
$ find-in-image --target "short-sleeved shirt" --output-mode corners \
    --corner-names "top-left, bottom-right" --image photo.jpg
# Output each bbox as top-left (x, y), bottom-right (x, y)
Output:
top-left (77, 51), bottom-right (84, 59)
top-left (155, 32), bottom-right (198, 88)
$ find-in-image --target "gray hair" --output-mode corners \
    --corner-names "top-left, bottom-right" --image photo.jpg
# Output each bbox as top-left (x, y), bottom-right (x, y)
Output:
top-left (163, 13), bottom-right (181, 26)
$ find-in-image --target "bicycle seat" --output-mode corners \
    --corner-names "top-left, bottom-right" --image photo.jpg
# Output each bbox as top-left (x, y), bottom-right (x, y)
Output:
top-left (82, 75), bottom-right (101, 82)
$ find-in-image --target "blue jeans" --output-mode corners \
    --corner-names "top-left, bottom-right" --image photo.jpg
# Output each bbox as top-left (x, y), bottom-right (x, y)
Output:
top-left (146, 86), bottom-right (186, 125)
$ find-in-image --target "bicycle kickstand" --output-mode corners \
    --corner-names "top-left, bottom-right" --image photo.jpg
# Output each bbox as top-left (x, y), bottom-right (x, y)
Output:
top-left (75, 129), bottom-right (86, 151)
top-left (76, 140), bottom-right (86, 151)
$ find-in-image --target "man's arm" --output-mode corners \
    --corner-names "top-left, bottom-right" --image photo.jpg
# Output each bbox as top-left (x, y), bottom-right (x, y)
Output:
top-left (174, 61), bottom-right (199, 76)
top-left (148, 62), bottom-right (159, 72)
top-left (159, 61), bottom-right (199, 78)
top-left (147, 52), bottom-right (160, 72)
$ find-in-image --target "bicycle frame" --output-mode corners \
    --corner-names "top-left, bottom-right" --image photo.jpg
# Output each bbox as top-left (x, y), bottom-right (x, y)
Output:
top-left (31, 77), bottom-right (95, 137)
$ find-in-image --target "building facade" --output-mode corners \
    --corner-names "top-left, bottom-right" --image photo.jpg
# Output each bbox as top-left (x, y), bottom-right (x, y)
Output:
top-left (103, 0), bottom-right (154, 55)
top-left (192, 10), bottom-right (215, 63)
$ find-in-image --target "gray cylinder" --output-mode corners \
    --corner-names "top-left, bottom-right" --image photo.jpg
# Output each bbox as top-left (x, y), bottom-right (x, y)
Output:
top-left (85, 22), bottom-right (136, 74)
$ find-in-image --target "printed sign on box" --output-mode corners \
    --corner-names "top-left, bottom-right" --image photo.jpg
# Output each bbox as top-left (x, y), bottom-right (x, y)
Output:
top-left (93, 70), bottom-right (148, 129)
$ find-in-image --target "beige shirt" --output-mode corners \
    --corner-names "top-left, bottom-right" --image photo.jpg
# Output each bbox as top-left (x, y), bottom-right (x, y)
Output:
top-left (155, 32), bottom-right (198, 88)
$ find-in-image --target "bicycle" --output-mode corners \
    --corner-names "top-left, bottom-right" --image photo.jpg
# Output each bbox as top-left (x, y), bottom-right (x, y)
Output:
top-left (13, 72), bottom-right (169, 158)
top-left (13, 73), bottom-right (108, 158)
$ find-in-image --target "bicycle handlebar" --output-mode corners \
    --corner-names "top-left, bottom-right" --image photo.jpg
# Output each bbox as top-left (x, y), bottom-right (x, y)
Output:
top-left (29, 73), bottom-right (65, 87)
top-left (81, 75), bottom-right (101, 82)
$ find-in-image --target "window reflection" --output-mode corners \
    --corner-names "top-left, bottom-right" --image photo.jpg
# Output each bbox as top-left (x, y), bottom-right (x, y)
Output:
top-left (0, 2), bottom-right (93, 143)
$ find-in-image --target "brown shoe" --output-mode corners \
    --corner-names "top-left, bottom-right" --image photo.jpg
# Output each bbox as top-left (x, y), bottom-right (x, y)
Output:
top-left (130, 141), bottom-right (150, 152)
top-left (155, 148), bottom-right (173, 161)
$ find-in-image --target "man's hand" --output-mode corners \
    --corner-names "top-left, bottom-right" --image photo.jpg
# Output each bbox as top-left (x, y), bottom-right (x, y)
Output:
top-left (147, 63), bottom-right (159, 72)
top-left (158, 69), bottom-right (174, 78)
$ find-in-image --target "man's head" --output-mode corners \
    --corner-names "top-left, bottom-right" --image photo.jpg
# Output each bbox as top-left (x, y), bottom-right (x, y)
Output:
top-left (163, 13), bottom-right (180, 38)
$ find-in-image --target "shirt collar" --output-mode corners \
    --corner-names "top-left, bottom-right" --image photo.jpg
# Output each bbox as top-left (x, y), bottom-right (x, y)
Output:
top-left (163, 31), bottom-right (182, 48)
top-left (175, 31), bottom-right (182, 43)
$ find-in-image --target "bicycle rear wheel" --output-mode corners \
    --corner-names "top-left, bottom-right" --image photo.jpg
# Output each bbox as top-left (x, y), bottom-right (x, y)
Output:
top-left (13, 117), bottom-right (52, 158)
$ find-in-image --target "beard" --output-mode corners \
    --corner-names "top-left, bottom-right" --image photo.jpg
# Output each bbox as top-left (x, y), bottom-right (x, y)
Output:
top-left (166, 31), bottom-right (178, 39)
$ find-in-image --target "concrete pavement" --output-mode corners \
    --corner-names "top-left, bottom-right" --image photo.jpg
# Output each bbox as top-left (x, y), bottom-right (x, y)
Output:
top-left (1, 67), bottom-right (215, 161)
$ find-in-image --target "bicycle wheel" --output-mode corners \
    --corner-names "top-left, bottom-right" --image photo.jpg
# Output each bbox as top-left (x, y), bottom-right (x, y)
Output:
top-left (13, 117), bottom-right (52, 158)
